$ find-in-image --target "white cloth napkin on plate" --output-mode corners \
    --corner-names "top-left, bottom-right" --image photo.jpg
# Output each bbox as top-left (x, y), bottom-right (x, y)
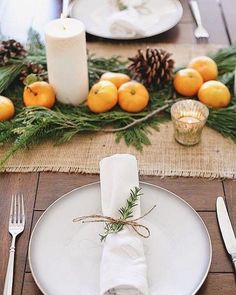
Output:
top-left (99, 154), bottom-right (148, 295)
top-left (108, 6), bottom-right (145, 38)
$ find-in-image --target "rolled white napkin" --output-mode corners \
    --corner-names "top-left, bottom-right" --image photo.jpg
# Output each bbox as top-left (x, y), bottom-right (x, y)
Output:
top-left (108, 6), bottom-right (145, 38)
top-left (99, 154), bottom-right (148, 295)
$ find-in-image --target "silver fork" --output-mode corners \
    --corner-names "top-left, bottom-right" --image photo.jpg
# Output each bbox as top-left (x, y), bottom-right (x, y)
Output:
top-left (3, 194), bottom-right (25, 295)
top-left (189, 0), bottom-right (209, 39)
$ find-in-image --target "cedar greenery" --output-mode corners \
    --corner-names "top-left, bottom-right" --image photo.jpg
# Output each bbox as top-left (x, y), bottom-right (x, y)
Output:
top-left (0, 36), bottom-right (236, 168)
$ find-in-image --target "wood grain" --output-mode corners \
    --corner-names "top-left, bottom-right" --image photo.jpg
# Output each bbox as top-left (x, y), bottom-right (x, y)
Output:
top-left (179, 0), bottom-right (193, 23)
top-left (195, 0), bottom-right (229, 44)
top-left (198, 273), bottom-right (236, 294)
top-left (141, 176), bottom-right (224, 211)
top-left (223, 180), bottom-right (236, 230)
top-left (22, 272), bottom-right (236, 295)
top-left (220, 0), bottom-right (236, 42)
top-left (199, 212), bottom-right (234, 272)
top-left (25, 211), bottom-right (43, 273)
top-left (35, 173), bottom-right (224, 211)
top-left (0, 1), bottom-right (236, 294)
top-left (35, 173), bottom-right (99, 210)
top-left (22, 273), bottom-right (42, 295)
top-left (0, 173), bottom-right (39, 295)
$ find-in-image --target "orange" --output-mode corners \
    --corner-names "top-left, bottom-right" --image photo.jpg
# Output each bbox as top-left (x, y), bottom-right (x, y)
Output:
top-left (173, 68), bottom-right (203, 97)
top-left (118, 81), bottom-right (149, 113)
top-left (87, 80), bottom-right (118, 113)
top-left (100, 72), bottom-right (131, 89)
top-left (198, 80), bottom-right (231, 108)
top-left (188, 56), bottom-right (218, 82)
top-left (23, 81), bottom-right (56, 108)
top-left (0, 96), bottom-right (15, 121)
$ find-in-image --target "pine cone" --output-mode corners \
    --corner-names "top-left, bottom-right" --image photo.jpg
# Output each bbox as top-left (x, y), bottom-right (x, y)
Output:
top-left (0, 39), bottom-right (27, 65)
top-left (128, 48), bottom-right (175, 88)
top-left (20, 63), bottom-right (47, 82)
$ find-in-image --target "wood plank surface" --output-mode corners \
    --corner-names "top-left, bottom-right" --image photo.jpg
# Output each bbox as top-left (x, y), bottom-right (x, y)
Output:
top-left (1, 0), bottom-right (236, 294)
top-left (199, 212), bottom-right (233, 272)
top-left (22, 272), bottom-right (236, 295)
top-left (196, 0), bottom-right (229, 44)
top-left (198, 273), bottom-right (236, 294)
top-left (141, 176), bottom-right (224, 211)
top-left (25, 211), bottom-right (43, 273)
top-left (0, 174), bottom-right (39, 295)
top-left (223, 180), bottom-right (236, 230)
top-left (35, 173), bottom-right (99, 210)
top-left (220, 0), bottom-right (236, 42)
top-left (35, 173), bottom-right (224, 211)
top-left (179, 0), bottom-right (193, 23)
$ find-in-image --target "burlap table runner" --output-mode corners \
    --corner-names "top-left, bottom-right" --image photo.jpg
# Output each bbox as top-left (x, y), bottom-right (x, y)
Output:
top-left (1, 43), bottom-right (236, 178)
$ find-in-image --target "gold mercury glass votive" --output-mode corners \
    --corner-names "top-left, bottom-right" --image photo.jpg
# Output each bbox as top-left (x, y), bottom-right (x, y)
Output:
top-left (171, 100), bottom-right (209, 146)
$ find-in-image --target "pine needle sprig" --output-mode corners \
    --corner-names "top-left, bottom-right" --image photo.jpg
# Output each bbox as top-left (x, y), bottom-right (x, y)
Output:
top-left (88, 53), bottom-right (128, 86)
top-left (100, 187), bottom-right (142, 242)
top-left (0, 64), bottom-right (24, 93)
top-left (0, 95), bottom-right (169, 168)
top-left (207, 103), bottom-right (236, 142)
top-left (209, 44), bottom-right (236, 75)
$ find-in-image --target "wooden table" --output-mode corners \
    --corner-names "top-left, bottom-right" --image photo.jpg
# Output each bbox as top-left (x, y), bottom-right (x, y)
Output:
top-left (0, 0), bottom-right (236, 294)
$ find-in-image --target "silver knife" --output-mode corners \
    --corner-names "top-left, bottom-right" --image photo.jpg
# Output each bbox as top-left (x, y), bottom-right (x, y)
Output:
top-left (216, 197), bottom-right (236, 271)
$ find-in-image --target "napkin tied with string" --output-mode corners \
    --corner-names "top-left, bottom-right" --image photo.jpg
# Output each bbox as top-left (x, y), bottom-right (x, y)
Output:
top-left (99, 154), bottom-right (148, 295)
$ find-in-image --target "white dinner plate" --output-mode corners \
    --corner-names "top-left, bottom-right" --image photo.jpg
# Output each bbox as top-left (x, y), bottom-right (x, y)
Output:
top-left (29, 182), bottom-right (212, 295)
top-left (69, 0), bottom-right (183, 39)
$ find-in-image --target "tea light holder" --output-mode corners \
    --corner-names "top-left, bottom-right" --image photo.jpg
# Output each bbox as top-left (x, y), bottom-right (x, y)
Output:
top-left (171, 100), bottom-right (209, 146)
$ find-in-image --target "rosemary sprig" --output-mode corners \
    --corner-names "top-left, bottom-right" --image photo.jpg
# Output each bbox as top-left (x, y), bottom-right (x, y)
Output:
top-left (100, 187), bottom-right (142, 242)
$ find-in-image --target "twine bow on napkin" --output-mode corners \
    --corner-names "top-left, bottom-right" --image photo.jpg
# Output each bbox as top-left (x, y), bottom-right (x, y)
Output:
top-left (73, 204), bottom-right (156, 240)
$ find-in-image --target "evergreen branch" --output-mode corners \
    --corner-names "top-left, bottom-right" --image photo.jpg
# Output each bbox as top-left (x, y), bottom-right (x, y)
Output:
top-left (0, 42), bottom-right (236, 167)
top-left (209, 43), bottom-right (236, 75)
top-left (0, 64), bottom-right (24, 93)
top-left (100, 187), bottom-right (142, 242)
top-left (100, 103), bottom-right (170, 132)
top-left (207, 104), bottom-right (236, 142)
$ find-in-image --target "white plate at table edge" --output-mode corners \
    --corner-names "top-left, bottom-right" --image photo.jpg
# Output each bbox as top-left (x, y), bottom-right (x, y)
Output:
top-left (69, 0), bottom-right (183, 40)
top-left (29, 181), bottom-right (212, 295)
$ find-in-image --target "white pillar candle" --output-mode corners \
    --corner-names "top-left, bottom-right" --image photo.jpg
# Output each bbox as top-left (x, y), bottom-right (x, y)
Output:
top-left (45, 18), bottom-right (89, 105)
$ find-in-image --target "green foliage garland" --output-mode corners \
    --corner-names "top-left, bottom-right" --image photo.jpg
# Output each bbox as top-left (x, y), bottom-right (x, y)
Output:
top-left (0, 40), bottom-right (236, 168)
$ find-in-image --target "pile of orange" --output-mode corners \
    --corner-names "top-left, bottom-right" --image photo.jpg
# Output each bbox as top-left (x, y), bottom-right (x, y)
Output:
top-left (87, 72), bottom-right (149, 113)
top-left (173, 56), bottom-right (231, 108)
